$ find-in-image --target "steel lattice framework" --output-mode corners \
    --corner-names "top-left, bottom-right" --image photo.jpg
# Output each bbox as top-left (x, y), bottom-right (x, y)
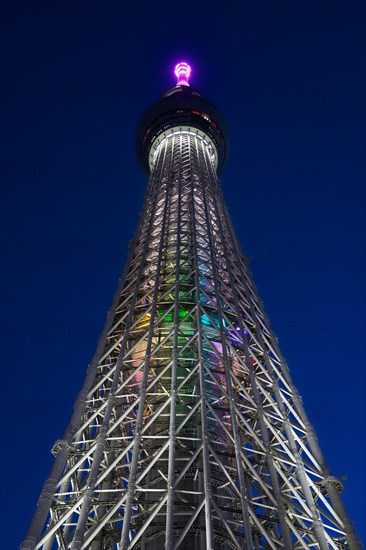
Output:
top-left (22, 65), bottom-right (361, 550)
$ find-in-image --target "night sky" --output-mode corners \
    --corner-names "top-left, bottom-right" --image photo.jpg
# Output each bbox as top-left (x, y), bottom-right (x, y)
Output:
top-left (1, 1), bottom-right (365, 548)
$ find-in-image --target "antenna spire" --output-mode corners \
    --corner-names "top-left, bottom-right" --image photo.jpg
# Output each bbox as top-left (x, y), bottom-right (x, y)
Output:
top-left (174, 61), bottom-right (191, 86)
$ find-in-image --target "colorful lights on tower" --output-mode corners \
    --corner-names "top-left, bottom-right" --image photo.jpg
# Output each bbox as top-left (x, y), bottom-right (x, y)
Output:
top-left (21, 61), bottom-right (362, 550)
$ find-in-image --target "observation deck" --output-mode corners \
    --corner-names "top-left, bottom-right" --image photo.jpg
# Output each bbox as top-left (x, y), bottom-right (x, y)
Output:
top-left (137, 63), bottom-right (230, 174)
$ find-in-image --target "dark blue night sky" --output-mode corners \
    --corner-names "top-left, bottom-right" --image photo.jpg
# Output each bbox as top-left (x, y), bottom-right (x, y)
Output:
top-left (1, 1), bottom-right (365, 548)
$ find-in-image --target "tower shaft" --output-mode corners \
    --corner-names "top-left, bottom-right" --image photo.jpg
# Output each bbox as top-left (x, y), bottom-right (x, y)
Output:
top-left (21, 69), bottom-right (361, 550)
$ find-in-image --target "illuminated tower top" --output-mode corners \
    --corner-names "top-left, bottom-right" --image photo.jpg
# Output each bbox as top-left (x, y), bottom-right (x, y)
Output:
top-left (137, 61), bottom-right (230, 174)
top-left (174, 61), bottom-right (191, 86)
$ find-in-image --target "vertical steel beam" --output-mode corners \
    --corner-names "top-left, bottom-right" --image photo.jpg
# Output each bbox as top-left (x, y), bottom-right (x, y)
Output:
top-left (119, 135), bottom-right (175, 549)
top-left (165, 134), bottom-right (182, 549)
top-left (197, 137), bottom-right (255, 550)
top-left (189, 134), bottom-right (214, 550)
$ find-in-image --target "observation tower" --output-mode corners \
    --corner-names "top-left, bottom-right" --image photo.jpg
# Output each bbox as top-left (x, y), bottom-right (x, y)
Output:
top-left (21, 62), bottom-right (361, 550)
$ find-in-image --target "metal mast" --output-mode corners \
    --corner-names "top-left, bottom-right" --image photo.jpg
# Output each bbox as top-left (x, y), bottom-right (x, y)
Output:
top-left (22, 62), bottom-right (361, 550)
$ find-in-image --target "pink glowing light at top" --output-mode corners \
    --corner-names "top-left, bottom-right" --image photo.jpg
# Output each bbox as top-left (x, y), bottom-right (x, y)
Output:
top-left (174, 62), bottom-right (191, 86)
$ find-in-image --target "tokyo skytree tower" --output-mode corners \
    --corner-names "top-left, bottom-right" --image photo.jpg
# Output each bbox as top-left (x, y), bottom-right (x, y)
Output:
top-left (21, 62), bottom-right (361, 550)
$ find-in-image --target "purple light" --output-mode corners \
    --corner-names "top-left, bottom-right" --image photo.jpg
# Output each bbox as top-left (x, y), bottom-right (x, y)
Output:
top-left (174, 62), bottom-right (191, 86)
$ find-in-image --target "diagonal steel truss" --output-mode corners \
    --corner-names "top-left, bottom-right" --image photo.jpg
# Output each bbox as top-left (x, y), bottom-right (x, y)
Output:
top-left (22, 129), bottom-right (361, 550)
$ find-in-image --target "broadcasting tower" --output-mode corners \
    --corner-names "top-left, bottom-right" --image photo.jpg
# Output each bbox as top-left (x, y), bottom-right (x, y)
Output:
top-left (22, 62), bottom-right (361, 550)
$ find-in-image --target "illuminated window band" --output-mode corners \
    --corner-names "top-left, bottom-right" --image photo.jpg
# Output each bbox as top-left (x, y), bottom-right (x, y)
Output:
top-left (149, 126), bottom-right (218, 172)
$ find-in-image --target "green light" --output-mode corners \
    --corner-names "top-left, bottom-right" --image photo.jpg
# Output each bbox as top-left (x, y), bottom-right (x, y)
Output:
top-left (158, 309), bottom-right (190, 322)
top-left (162, 311), bottom-right (174, 322)
top-left (179, 309), bottom-right (189, 321)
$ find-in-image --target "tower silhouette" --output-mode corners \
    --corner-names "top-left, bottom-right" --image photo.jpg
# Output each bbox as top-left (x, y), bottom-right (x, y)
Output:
top-left (22, 62), bottom-right (361, 550)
